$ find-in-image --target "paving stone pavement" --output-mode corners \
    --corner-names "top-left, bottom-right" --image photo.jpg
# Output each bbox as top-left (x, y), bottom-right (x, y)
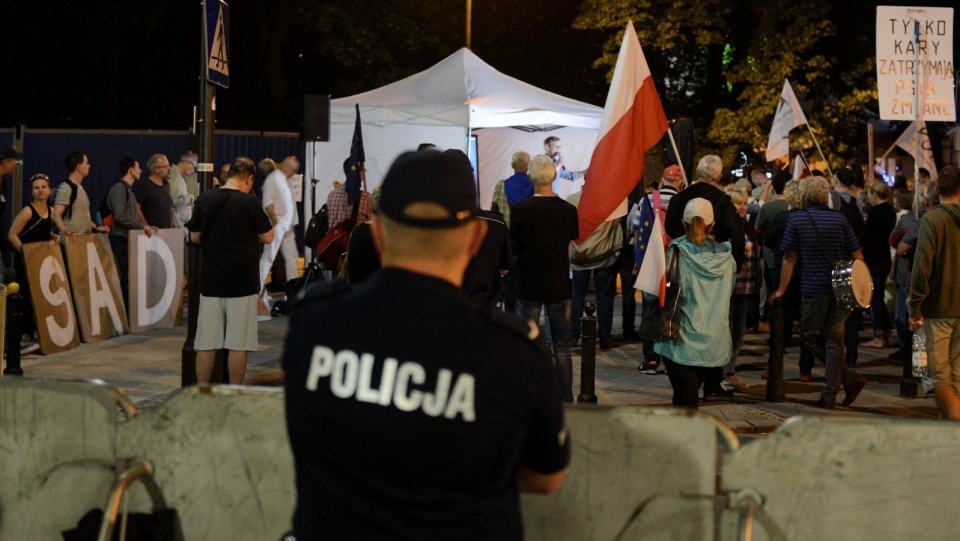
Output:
top-left (6, 299), bottom-right (940, 439)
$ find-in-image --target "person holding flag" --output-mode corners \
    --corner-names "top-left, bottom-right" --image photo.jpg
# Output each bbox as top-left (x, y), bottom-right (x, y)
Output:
top-left (635, 166), bottom-right (683, 374)
top-left (326, 105), bottom-right (373, 228)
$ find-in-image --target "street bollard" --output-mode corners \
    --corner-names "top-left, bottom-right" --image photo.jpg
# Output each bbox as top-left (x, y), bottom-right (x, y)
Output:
top-left (765, 298), bottom-right (785, 402)
top-left (899, 326), bottom-right (918, 398)
top-left (577, 302), bottom-right (598, 404)
top-left (4, 282), bottom-right (23, 376)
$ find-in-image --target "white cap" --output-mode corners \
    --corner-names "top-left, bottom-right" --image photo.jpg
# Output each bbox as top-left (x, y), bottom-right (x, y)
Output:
top-left (683, 198), bottom-right (714, 225)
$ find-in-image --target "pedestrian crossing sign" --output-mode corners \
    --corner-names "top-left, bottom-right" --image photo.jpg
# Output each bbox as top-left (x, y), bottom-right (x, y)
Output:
top-left (205, 0), bottom-right (230, 89)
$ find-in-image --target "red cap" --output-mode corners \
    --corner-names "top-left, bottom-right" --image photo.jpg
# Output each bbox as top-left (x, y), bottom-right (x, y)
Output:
top-left (662, 165), bottom-right (683, 182)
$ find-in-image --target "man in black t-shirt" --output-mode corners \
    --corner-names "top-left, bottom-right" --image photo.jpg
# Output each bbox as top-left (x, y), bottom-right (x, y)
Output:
top-left (665, 155), bottom-right (745, 272)
top-left (510, 154), bottom-right (580, 402)
top-left (133, 154), bottom-right (175, 229)
top-left (188, 157), bottom-right (274, 385)
top-left (283, 150), bottom-right (569, 541)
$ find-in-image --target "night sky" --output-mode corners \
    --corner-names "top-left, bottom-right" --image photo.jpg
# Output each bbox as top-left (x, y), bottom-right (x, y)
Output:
top-left (1, 0), bottom-right (604, 133)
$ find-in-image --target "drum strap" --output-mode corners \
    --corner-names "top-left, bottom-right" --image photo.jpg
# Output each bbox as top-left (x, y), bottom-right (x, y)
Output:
top-left (802, 210), bottom-right (846, 264)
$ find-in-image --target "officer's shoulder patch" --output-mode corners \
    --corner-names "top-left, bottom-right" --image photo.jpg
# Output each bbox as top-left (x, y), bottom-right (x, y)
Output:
top-left (479, 306), bottom-right (540, 342)
top-left (290, 279), bottom-right (350, 311)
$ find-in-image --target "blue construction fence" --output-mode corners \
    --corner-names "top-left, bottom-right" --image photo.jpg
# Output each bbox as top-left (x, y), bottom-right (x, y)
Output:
top-left (0, 127), bottom-right (307, 261)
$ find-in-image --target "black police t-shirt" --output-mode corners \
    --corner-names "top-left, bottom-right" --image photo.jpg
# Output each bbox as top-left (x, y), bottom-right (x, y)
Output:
top-left (283, 269), bottom-right (569, 540)
top-left (189, 188), bottom-right (272, 297)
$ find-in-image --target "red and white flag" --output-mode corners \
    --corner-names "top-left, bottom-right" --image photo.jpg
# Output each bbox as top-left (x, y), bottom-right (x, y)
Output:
top-left (792, 154), bottom-right (811, 179)
top-left (576, 21), bottom-right (669, 243)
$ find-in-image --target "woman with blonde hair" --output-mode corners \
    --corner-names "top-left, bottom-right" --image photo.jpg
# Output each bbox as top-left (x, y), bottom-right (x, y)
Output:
top-left (654, 198), bottom-right (737, 408)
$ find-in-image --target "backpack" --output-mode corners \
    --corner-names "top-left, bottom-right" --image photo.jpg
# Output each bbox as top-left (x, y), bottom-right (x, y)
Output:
top-left (98, 180), bottom-right (127, 229)
top-left (315, 218), bottom-right (356, 272)
top-left (303, 204), bottom-right (329, 249)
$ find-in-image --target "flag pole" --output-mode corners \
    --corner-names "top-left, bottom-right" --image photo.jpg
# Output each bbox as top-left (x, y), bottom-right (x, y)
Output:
top-left (666, 125), bottom-right (688, 186)
top-left (912, 19), bottom-right (921, 218)
top-left (804, 122), bottom-right (833, 177)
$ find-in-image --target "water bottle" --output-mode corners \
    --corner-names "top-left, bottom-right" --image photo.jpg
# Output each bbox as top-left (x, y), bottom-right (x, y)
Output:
top-left (912, 330), bottom-right (928, 378)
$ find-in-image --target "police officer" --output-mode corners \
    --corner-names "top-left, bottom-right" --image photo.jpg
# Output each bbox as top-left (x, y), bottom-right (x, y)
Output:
top-left (282, 150), bottom-right (570, 540)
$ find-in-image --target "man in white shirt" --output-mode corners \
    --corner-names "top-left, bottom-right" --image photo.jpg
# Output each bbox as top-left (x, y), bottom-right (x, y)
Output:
top-left (259, 156), bottom-right (300, 291)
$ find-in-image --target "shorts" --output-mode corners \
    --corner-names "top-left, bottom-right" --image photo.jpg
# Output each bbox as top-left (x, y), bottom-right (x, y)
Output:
top-left (925, 318), bottom-right (960, 391)
top-left (195, 294), bottom-right (259, 351)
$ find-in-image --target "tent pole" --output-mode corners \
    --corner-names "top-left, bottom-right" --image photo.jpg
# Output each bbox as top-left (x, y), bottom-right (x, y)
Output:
top-left (465, 0), bottom-right (472, 49)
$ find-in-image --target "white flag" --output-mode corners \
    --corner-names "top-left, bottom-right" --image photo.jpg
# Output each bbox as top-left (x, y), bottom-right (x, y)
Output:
top-left (766, 79), bottom-right (808, 161)
top-left (893, 120), bottom-right (939, 181)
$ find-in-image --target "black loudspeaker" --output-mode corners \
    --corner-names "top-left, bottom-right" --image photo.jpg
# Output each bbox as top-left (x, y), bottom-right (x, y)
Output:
top-left (301, 95), bottom-right (331, 142)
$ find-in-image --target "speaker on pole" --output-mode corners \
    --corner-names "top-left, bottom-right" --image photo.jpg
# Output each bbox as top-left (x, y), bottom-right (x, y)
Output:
top-left (301, 95), bottom-right (331, 142)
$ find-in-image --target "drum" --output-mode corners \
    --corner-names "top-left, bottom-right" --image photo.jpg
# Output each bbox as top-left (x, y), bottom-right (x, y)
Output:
top-left (832, 259), bottom-right (872, 311)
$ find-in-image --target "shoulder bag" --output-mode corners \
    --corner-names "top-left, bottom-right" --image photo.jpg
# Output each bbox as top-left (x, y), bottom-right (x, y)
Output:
top-left (638, 245), bottom-right (682, 341)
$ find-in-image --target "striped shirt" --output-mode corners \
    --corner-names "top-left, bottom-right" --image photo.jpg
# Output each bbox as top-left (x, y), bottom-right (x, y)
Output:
top-left (632, 185), bottom-right (678, 231)
top-left (781, 204), bottom-right (860, 296)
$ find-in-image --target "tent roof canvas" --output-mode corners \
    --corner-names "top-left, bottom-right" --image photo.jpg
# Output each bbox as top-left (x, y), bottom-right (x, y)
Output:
top-left (330, 48), bottom-right (603, 130)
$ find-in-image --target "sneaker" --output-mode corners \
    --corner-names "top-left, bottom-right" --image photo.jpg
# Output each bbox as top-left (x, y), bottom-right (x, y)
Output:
top-left (20, 340), bottom-right (40, 355)
top-left (638, 360), bottom-right (660, 375)
top-left (721, 376), bottom-right (749, 391)
top-left (800, 374), bottom-right (813, 383)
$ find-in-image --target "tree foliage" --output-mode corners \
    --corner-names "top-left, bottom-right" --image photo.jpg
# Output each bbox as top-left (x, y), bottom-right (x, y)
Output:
top-left (574, 0), bottom-right (954, 170)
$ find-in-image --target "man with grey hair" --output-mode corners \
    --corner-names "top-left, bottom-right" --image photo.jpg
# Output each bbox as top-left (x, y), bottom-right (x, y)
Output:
top-left (665, 154), bottom-right (745, 272)
top-left (770, 176), bottom-right (866, 409)
top-left (168, 152), bottom-right (198, 229)
top-left (133, 153), bottom-right (175, 229)
top-left (511, 154), bottom-right (579, 401)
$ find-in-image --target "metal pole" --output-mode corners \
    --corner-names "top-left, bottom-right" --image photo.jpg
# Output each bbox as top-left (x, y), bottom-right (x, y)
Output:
top-left (912, 20), bottom-right (921, 205)
top-left (867, 123), bottom-right (874, 179)
top-left (465, 0), bottom-right (472, 50)
top-left (184, 0), bottom-right (225, 386)
top-left (666, 125), bottom-right (688, 187)
top-left (765, 299), bottom-right (785, 402)
top-left (3, 283), bottom-right (23, 376)
top-left (577, 302), bottom-right (598, 404)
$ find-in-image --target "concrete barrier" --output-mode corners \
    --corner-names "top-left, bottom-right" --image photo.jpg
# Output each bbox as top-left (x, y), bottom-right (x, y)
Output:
top-left (116, 386), bottom-right (296, 540)
top-left (0, 377), bottom-right (135, 539)
top-left (523, 407), bottom-right (739, 541)
top-left (722, 415), bottom-right (960, 540)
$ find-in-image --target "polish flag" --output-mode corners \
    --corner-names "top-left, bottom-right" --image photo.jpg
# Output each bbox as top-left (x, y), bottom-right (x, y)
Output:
top-left (576, 21), bottom-right (669, 243)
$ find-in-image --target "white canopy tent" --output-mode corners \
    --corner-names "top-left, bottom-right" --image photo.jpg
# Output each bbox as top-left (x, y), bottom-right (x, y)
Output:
top-left (304, 48), bottom-right (603, 232)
